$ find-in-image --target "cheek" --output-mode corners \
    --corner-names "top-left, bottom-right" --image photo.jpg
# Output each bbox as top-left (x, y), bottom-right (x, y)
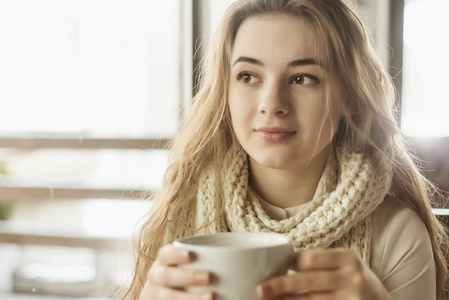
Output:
top-left (228, 91), bottom-right (254, 124)
top-left (318, 108), bottom-right (342, 142)
top-left (228, 89), bottom-right (238, 116)
top-left (298, 100), bottom-right (327, 127)
top-left (327, 102), bottom-right (343, 132)
top-left (300, 101), bottom-right (341, 141)
top-left (228, 96), bottom-right (244, 132)
top-left (228, 97), bottom-right (238, 122)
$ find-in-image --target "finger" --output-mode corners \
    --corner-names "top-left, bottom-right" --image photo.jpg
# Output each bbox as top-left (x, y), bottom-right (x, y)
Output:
top-left (150, 263), bottom-right (211, 287)
top-left (272, 291), bottom-right (334, 300)
top-left (148, 284), bottom-right (214, 300)
top-left (157, 244), bottom-right (192, 266)
top-left (270, 291), bottom-right (334, 300)
top-left (256, 270), bottom-right (342, 299)
top-left (292, 248), bottom-right (360, 271)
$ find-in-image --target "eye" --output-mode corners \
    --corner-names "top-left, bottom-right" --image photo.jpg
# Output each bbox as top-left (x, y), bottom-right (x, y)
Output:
top-left (290, 74), bottom-right (320, 85)
top-left (237, 72), bottom-right (260, 84)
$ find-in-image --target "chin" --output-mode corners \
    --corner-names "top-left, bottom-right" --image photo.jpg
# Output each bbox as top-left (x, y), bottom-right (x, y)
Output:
top-left (251, 152), bottom-right (296, 170)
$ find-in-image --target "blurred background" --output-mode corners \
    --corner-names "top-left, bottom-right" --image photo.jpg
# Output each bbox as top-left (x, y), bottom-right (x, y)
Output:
top-left (0, 0), bottom-right (447, 299)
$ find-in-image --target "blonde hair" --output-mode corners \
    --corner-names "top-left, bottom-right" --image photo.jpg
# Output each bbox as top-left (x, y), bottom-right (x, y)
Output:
top-left (123, 1), bottom-right (448, 299)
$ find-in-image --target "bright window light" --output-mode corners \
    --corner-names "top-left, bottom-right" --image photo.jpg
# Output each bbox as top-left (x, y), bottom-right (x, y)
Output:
top-left (82, 199), bottom-right (152, 237)
top-left (401, 0), bottom-right (449, 137)
top-left (0, 0), bottom-right (180, 138)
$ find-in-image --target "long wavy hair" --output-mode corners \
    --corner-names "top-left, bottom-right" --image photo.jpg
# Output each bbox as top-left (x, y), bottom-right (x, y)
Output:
top-left (122, 1), bottom-right (448, 299)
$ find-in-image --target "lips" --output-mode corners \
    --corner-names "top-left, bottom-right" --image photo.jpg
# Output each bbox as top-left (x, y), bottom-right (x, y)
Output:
top-left (255, 127), bottom-right (296, 143)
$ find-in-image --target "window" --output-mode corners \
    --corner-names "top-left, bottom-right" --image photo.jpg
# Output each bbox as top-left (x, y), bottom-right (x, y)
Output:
top-left (0, 0), bottom-right (183, 298)
top-left (401, 0), bottom-right (449, 137)
top-left (0, 0), bottom-right (181, 138)
top-left (399, 0), bottom-right (449, 210)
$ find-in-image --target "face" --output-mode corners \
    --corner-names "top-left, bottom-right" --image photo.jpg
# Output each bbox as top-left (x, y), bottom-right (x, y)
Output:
top-left (228, 14), bottom-right (342, 170)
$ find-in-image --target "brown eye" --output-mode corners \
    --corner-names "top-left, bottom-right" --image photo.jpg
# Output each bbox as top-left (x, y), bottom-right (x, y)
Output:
top-left (290, 74), bottom-right (320, 85)
top-left (242, 74), bottom-right (252, 83)
top-left (237, 72), bottom-right (259, 84)
top-left (293, 75), bottom-right (305, 84)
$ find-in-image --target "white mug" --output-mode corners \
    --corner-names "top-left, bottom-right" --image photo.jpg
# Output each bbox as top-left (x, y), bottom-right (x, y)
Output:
top-left (173, 232), bottom-right (293, 300)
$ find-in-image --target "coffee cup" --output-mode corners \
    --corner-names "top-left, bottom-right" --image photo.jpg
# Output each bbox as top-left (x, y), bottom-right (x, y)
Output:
top-left (173, 232), bottom-right (293, 300)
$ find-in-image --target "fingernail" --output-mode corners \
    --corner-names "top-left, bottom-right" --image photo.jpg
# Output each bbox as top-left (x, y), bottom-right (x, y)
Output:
top-left (200, 292), bottom-right (213, 300)
top-left (180, 250), bottom-right (190, 260)
top-left (195, 272), bottom-right (210, 284)
top-left (256, 284), bottom-right (272, 298)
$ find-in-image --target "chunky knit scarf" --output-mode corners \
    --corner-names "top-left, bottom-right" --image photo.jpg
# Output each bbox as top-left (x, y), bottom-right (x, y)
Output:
top-left (169, 147), bottom-right (392, 266)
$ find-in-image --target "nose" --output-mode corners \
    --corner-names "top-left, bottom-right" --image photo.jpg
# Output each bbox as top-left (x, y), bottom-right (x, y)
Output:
top-left (258, 80), bottom-right (289, 117)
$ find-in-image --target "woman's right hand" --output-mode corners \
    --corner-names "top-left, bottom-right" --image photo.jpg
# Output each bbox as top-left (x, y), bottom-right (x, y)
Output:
top-left (139, 244), bottom-right (213, 300)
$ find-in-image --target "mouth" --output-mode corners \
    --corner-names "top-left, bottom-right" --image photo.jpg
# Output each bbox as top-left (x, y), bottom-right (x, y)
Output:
top-left (255, 127), bottom-right (296, 143)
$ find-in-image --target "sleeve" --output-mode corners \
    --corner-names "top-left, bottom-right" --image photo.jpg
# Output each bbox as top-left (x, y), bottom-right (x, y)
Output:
top-left (370, 196), bottom-right (436, 300)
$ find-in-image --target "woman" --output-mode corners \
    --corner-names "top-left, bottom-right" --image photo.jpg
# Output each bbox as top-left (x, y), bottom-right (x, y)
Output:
top-left (123, 0), bottom-right (448, 299)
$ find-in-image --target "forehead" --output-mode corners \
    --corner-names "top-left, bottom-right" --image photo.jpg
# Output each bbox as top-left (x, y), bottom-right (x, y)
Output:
top-left (231, 14), bottom-right (318, 63)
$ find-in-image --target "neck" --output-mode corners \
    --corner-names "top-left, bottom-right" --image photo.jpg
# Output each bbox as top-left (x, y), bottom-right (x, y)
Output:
top-left (249, 147), bottom-right (330, 208)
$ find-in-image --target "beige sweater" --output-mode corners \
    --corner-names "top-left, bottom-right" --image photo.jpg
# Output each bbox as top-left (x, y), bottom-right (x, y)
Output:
top-left (257, 194), bottom-right (436, 300)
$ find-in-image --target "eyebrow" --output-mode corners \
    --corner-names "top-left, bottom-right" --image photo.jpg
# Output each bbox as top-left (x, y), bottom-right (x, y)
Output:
top-left (289, 58), bottom-right (320, 67)
top-left (232, 56), bottom-right (320, 67)
top-left (232, 56), bottom-right (264, 66)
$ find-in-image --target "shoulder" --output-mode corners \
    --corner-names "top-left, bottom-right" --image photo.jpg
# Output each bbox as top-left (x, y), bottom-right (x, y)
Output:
top-left (371, 195), bottom-right (426, 236)
top-left (370, 195), bottom-right (436, 298)
top-left (371, 194), bottom-right (432, 264)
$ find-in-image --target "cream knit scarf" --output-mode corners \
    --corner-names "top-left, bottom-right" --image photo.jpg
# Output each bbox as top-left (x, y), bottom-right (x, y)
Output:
top-left (171, 146), bottom-right (392, 266)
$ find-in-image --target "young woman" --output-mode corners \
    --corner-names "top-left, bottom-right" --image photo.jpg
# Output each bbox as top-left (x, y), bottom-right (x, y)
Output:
top-left (123, 0), bottom-right (448, 299)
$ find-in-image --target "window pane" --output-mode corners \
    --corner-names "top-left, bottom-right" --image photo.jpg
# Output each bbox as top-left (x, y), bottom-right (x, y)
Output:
top-left (0, 0), bottom-right (181, 138)
top-left (402, 0), bottom-right (449, 137)
top-left (0, 148), bottom-right (168, 192)
top-left (0, 147), bottom-right (159, 297)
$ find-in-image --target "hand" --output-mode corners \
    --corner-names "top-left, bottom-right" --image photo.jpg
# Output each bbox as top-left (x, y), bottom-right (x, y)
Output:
top-left (256, 248), bottom-right (392, 300)
top-left (139, 244), bottom-right (214, 300)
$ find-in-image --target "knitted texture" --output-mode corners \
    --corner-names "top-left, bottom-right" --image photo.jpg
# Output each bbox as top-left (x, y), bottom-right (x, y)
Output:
top-left (174, 147), bottom-right (392, 266)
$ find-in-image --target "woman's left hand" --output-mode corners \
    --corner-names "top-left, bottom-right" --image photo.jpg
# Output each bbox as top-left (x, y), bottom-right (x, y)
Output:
top-left (256, 248), bottom-right (393, 300)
